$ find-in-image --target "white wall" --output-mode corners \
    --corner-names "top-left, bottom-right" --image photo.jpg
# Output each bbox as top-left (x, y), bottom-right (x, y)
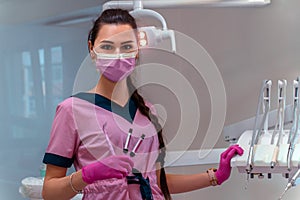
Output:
top-left (159, 0), bottom-right (300, 126)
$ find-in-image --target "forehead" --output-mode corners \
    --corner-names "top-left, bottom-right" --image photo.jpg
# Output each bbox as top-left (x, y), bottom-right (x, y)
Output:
top-left (95, 24), bottom-right (136, 43)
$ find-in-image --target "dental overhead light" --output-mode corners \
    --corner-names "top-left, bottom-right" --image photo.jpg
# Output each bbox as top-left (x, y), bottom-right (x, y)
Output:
top-left (103, 0), bottom-right (177, 53)
top-left (130, 1), bottom-right (177, 52)
top-left (138, 26), bottom-right (176, 53)
top-left (103, 0), bottom-right (270, 53)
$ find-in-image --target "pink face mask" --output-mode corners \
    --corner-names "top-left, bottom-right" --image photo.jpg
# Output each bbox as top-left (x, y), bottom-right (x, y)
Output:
top-left (94, 51), bottom-right (137, 82)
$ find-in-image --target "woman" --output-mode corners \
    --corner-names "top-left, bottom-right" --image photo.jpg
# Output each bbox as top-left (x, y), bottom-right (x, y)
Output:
top-left (42, 9), bottom-right (243, 200)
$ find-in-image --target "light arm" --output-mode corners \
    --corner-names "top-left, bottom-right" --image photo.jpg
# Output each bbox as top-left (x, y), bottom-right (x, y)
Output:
top-left (166, 173), bottom-right (211, 194)
top-left (42, 164), bottom-right (87, 200)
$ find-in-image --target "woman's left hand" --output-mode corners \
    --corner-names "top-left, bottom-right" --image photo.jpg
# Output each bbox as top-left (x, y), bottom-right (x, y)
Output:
top-left (215, 145), bottom-right (244, 185)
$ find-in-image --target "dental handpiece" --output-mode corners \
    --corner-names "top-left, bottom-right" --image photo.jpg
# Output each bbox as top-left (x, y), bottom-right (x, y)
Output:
top-left (271, 80), bottom-right (287, 168)
top-left (246, 146), bottom-right (254, 174)
top-left (246, 80), bottom-right (271, 175)
top-left (259, 81), bottom-right (272, 142)
top-left (287, 118), bottom-right (299, 170)
top-left (287, 80), bottom-right (300, 170)
top-left (279, 168), bottom-right (300, 200)
top-left (254, 100), bottom-right (270, 145)
top-left (270, 122), bottom-right (280, 168)
top-left (287, 144), bottom-right (295, 171)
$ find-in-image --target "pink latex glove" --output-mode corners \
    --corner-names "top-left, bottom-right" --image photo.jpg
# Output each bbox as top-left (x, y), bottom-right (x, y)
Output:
top-left (82, 155), bottom-right (134, 184)
top-left (215, 145), bottom-right (243, 185)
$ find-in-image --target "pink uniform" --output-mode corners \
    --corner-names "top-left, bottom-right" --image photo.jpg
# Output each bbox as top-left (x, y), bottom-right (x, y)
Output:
top-left (43, 93), bottom-right (164, 199)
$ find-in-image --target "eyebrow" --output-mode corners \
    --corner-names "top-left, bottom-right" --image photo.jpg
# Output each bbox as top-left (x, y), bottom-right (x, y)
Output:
top-left (100, 40), bottom-right (114, 44)
top-left (100, 40), bottom-right (135, 45)
top-left (121, 40), bottom-right (134, 45)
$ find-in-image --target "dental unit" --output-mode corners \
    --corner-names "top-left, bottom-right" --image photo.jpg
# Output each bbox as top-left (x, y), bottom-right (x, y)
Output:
top-left (229, 77), bottom-right (300, 199)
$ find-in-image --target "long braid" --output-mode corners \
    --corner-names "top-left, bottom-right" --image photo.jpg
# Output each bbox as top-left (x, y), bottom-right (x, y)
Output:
top-left (127, 78), bottom-right (171, 200)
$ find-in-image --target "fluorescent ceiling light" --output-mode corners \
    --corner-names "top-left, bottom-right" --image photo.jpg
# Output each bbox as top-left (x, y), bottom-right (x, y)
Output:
top-left (46, 16), bottom-right (94, 26)
top-left (103, 0), bottom-right (271, 10)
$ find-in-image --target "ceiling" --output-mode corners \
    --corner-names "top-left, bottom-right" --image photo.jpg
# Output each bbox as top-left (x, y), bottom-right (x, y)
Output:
top-left (0, 0), bottom-right (107, 26)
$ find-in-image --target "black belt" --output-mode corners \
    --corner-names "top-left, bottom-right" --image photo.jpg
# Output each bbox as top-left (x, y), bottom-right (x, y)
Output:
top-left (127, 168), bottom-right (154, 200)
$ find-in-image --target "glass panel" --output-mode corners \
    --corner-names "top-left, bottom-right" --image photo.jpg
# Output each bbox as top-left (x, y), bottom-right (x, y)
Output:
top-left (51, 46), bottom-right (63, 105)
top-left (0, 24), bottom-right (87, 199)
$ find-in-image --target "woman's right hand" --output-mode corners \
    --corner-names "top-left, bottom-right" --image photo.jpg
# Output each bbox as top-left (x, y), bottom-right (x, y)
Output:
top-left (82, 155), bottom-right (134, 184)
top-left (215, 145), bottom-right (243, 185)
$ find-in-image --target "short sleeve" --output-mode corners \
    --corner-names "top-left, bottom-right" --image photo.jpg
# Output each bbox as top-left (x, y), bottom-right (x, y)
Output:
top-left (43, 99), bottom-right (79, 168)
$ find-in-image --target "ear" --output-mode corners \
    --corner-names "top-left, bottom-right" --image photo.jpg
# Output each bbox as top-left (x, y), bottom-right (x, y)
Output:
top-left (88, 41), bottom-right (96, 60)
top-left (88, 40), bottom-right (93, 52)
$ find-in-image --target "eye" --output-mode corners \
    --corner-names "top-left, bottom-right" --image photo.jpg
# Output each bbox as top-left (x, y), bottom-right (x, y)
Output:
top-left (100, 44), bottom-right (114, 50)
top-left (121, 44), bottom-right (133, 50)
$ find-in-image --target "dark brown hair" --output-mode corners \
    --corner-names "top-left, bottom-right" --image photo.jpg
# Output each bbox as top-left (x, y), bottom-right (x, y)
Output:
top-left (88, 9), bottom-right (171, 200)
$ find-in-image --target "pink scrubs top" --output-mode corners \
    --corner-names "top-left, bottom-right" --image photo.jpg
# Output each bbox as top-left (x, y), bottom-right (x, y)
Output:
top-left (43, 93), bottom-right (164, 200)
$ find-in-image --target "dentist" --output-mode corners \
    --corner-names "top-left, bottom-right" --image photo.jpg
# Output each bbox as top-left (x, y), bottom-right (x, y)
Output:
top-left (42, 8), bottom-right (243, 200)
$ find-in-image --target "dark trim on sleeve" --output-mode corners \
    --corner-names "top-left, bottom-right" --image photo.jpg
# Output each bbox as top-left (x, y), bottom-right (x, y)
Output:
top-left (43, 153), bottom-right (74, 168)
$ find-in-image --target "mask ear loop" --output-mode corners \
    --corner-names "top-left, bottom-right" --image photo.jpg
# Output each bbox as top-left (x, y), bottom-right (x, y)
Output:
top-left (135, 50), bottom-right (139, 61)
top-left (135, 32), bottom-right (141, 65)
top-left (135, 28), bottom-right (142, 62)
